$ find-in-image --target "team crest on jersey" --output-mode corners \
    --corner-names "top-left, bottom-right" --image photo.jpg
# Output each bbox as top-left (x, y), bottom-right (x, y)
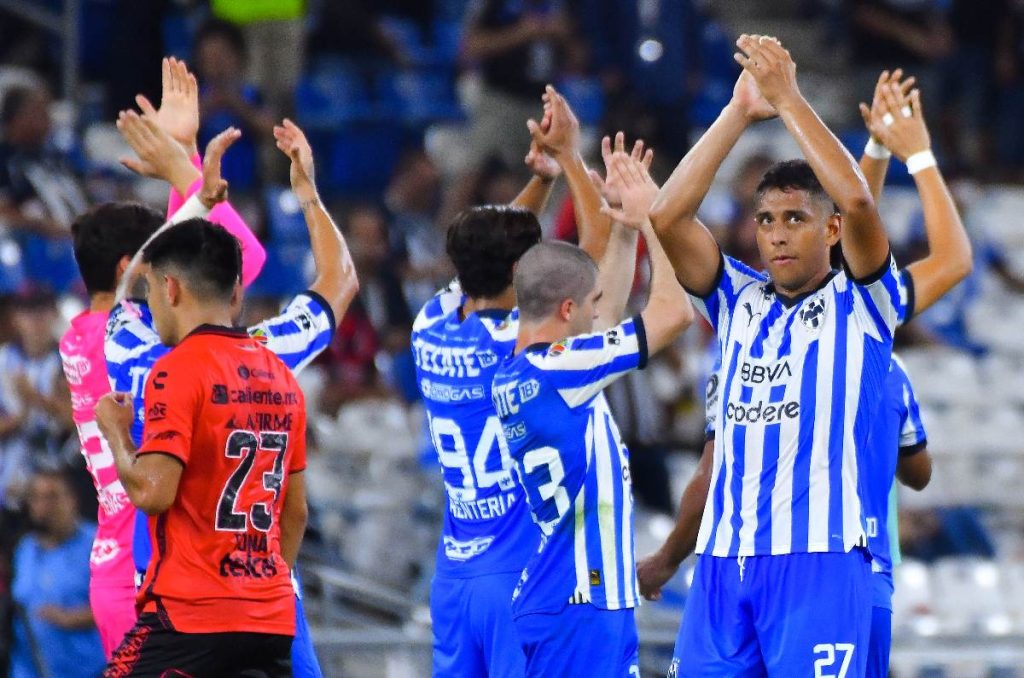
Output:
top-left (248, 326), bottom-right (270, 345)
top-left (799, 296), bottom-right (826, 330)
top-left (548, 340), bottom-right (567, 356)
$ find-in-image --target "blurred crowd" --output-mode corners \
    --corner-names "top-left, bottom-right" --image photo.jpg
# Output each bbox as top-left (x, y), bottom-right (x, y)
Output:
top-left (1, 0), bottom-right (1024, 674)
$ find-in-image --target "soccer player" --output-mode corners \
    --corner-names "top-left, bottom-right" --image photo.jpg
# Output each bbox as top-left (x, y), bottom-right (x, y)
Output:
top-left (415, 84), bottom-right (648, 676)
top-left (95, 218), bottom-right (307, 676)
top-left (491, 152), bottom-right (692, 677)
top-left (645, 35), bottom-right (904, 676)
top-left (61, 114), bottom-right (246, 657)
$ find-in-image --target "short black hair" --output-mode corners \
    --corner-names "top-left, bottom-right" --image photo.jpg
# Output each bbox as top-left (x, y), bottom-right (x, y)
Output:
top-left (755, 160), bottom-right (838, 213)
top-left (142, 218), bottom-right (241, 303)
top-left (71, 202), bottom-right (165, 296)
top-left (196, 18), bottom-right (248, 60)
top-left (446, 206), bottom-right (542, 299)
top-left (514, 241), bottom-right (598, 322)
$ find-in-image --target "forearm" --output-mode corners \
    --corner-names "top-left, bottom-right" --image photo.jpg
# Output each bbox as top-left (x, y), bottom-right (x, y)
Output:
top-left (167, 155), bottom-right (266, 287)
top-left (54, 605), bottom-right (95, 630)
top-left (562, 153), bottom-right (613, 264)
top-left (302, 195), bottom-right (359, 320)
top-left (659, 440), bottom-right (713, 566)
top-left (280, 512), bottom-right (306, 570)
top-left (859, 154), bottom-right (889, 203)
top-left (904, 167), bottom-right (972, 313)
top-left (512, 175), bottom-right (557, 215)
top-left (107, 432), bottom-right (147, 500)
top-left (640, 220), bottom-right (693, 353)
top-left (594, 224), bottom-right (639, 330)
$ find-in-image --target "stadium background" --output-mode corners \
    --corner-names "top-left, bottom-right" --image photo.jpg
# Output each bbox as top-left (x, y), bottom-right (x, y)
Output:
top-left (0, 0), bottom-right (1022, 676)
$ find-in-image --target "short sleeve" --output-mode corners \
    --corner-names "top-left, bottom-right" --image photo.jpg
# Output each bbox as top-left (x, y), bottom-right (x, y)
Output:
top-left (137, 355), bottom-right (199, 465)
top-left (688, 253), bottom-right (767, 334)
top-left (848, 253), bottom-right (904, 340)
top-left (528, 316), bottom-right (649, 409)
top-left (249, 291), bottom-right (336, 373)
top-left (898, 377), bottom-right (928, 454)
top-left (896, 268), bottom-right (916, 326)
top-left (412, 279), bottom-right (465, 333)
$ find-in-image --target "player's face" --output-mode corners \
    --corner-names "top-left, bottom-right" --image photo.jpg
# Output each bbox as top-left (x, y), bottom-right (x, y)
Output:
top-left (145, 268), bottom-right (178, 346)
top-left (27, 475), bottom-right (76, 535)
top-left (754, 188), bottom-right (838, 295)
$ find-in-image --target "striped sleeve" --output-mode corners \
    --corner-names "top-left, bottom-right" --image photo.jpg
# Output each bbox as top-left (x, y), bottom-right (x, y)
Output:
top-left (527, 316), bottom-right (648, 409)
top-left (413, 279), bottom-right (465, 333)
top-left (104, 300), bottom-right (169, 445)
top-left (849, 253), bottom-right (904, 340)
top-left (897, 268), bottom-right (915, 326)
top-left (249, 291), bottom-right (336, 374)
top-left (897, 370), bottom-right (928, 453)
top-left (688, 254), bottom-right (766, 334)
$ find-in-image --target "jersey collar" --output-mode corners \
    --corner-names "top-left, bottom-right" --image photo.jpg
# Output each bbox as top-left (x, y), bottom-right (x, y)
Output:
top-left (186, 324), bottom-right (249, 339)
top-left (767, 270), bottom-right (837, 308)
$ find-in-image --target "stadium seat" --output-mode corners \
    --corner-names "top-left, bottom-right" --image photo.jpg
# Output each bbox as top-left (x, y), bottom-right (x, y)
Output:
top-left (432, 20), bottom-right (464, 65)
top-left (0, 236), bottom-right (26, 294)
top-left (892, 559), bottom-right (938, 636)
top-left (295, 64), bottom-right (375, 129)
top-left (20, 234), bottom-right (79, 294)
top-left (246, 243), bottom-right (310, 298)
top-left (264, 186), bottom-right (310, 244)
top-left (378, 16), bottom-right (432, 66)
top-left (376, 69), bottom-right (465, 125)
top-left (931, 558), bottom-right (1013, 635)
top-left (320, 123), bottom-right (407, 197)
top-left (558, 76), bottom-right (605, 127)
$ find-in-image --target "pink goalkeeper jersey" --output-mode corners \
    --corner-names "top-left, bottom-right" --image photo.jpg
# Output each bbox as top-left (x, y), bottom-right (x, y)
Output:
top-left (60, 309), bottom-right (134, 583)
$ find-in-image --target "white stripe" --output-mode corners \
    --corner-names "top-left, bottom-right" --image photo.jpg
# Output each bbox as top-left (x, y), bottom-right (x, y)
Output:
top-left (736, 410), bottom-right (765, 555)
top-left (616, 417), bottom-right (637, 608)
top-left (574, 418), bottom-right (592, 604)
top-left (592, 400), bottom-right (620, 607)
top-left (807, 306), bottom-right (836, 551)
top-left (771, 389), bottom-right (800, 554)
top-left (842, 321), bottom-right (867, 551)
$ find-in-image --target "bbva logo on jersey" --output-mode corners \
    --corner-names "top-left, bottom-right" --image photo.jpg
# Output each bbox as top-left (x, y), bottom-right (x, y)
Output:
top-left (799, 296), bottom-right (826, 330)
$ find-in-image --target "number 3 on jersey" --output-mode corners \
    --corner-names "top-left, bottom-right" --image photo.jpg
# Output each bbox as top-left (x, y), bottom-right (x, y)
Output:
top-left (217, 430), bottom-right (288, 532)
top-left (428, 414), bottom-right (514, 502)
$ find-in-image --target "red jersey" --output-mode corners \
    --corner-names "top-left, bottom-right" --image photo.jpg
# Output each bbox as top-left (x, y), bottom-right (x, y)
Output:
top-left (136, 325), bottom-right (306, 635)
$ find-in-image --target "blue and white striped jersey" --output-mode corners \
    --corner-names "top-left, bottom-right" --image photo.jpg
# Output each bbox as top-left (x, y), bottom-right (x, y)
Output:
top-left (412, 281), bottom-right (538, 578)
top-left (694, 254), bottom-right (904, 557)
top-left (863, 354), bottom-right (927, 580)
top-left (492, 316), bottom-right (648, 615)
top-left (105, 291), bottom-right (335, 572)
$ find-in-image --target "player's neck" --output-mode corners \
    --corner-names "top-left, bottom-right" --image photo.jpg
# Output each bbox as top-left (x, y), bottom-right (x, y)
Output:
top-left (514, 318), bottom-right (568, 355)
top-left (89, 292), bottom-right (115, 314)
top-left (173, 305), bottom-right (236, 343)
top-left (775, 265), bottom-right (833, 301)
top-left (462, 287), bottom-right (516, 318)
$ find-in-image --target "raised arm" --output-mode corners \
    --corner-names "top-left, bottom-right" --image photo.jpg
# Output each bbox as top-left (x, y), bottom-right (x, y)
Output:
top-left (868, 84), bottom-right (972, 314)
top-left (736, 35), bottom-right (889, 278)
top-left (273, 119), bottom-right (359, 323)
top-left (649, 70), bottom-right (776, 294)
top-left (150, 57), bottom-right (266, 286)
top-left (511, 139), bottom-right (561, 214)
top-left (528, 85), bottom-right (614, 264)
top-left (605, 153), bottom-right (693, 354)
top-left (858, 69), bottom-right (915, 201)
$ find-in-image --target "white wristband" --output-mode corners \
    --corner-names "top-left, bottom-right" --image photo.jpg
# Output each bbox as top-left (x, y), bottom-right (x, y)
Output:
top-left (905, 149), bottom-right (937, 175)
top-left (864, 138), bottom-right (891, 161)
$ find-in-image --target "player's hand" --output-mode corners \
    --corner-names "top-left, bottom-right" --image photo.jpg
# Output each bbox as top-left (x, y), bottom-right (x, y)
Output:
top-left (599, 132), bottom-right (654, 207)
top-left (273, 118), bottom-right (317, 200)
top-left (600, 151), bottom-right (659, 229)
top-left (524, 140), bottom-right (561, 181)
top-left (734, 35), bottom-right (800, 109)
top-left (636, 550), bottom-right (678, 601)
top-left (866, 83), bottom-right (931, 163)
top-left (199, 127), bottom-right (241, 209)
top-left (154, 57), bottom-right (200, 156)
top-left (858, 69), bottom-right (915, 143)
top-left (526, 85), bottom-right (580, 160)
top-left (117, 97), bottom-right (199, 195)
top-left (729, 68), bottom-right (777, 123)
top-left (95, 392), bottom-right (134, 448)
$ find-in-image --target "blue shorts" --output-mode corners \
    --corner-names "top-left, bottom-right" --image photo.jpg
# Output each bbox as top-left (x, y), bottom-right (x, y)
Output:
top-left (515, 603), bottom-right (638, 678)
top-left (867, 605), bottom-right (892, 678)
top-left (431, 571), bottom-right (526, 678)
top-left (292, 568), bottom-right (323, 678)
top-left (670, 551), bottom-right (872, 677)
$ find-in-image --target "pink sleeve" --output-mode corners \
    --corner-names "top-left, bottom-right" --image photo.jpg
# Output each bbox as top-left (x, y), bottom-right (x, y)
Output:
top-left (166, 154), bottom-right (267, 288)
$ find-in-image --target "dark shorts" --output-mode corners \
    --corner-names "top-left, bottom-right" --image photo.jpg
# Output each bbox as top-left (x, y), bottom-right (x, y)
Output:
top-left (103, 613), bottom-right (293, 678)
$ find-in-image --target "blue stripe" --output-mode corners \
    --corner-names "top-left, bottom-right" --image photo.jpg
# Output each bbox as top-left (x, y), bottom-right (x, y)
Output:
top-left (791, 341), bottom-right (818, 551)
top-left (705, 341), bottom-right (742, 548)
top-left (570, 335), bottom-right (608, 351)
top-left (827, 286), bottom-right (849, 549)
top-left (905, 383), bottom-right (926, 440)
top-left (583, 430), bottom-right (602, 598)
top-left (605, 412), bottom-right (626, 604)
top-left (856, 285), bottom-right (892, 341)
top-left (776, 310), bottom-right (800, 358)
top-left (740, 385), bottom-right (753, 403)
top-left (726, 424), bottom-right (745, 557)
top-left (749, 303), bottom-right (784, 359)
top-left (754, 384), bottom-right (787, 553)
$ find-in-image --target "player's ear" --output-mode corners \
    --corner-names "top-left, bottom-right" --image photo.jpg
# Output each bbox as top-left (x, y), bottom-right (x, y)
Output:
top-left (558, 298), bottom-right (574, 323)
top-left (165, 275), bottom-right (183, 307)
top-left (825, 213), bottom-right (842, 247)
top-left (115, 255), bottom-right (132, 284)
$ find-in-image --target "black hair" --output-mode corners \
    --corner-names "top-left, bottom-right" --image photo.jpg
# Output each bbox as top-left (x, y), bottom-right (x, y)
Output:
top-left (755, 159), bottom-right (838, 214)
top-left (196, 18), bottom-right (248, 61)
top-left (446, 206), bottom-right (542, 299)
top-left (1, 86), bottom-right (35, 128)
top-left (142, 218), bottom-right (241, 303)
top-left (514, 240), bottom-right (598, 322)
top-left (71, 202), bottom-right (165, 296)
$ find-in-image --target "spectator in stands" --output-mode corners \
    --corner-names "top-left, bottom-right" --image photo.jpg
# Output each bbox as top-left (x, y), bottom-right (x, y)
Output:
top-left (384, 149), bottom-right (451, 311)
top-left (0, 291), bottom-right (71, 509)
top-left (193, 19), bottom-right (275, 194)
top-left (0, 85), bottom-right (88, 236)
top-left (9, 468), bottom-right (103, 678)
top-left (463, 0), bottom-right (578, 168)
